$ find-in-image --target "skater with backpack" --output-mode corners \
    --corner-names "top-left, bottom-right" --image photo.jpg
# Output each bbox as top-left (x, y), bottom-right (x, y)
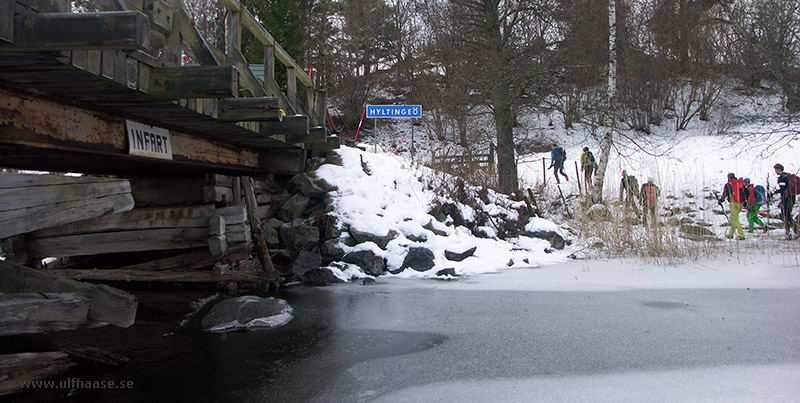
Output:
top-left (743, 178), bottom-right (768, 233)
top-left (639, 178), bottom-right (660, 226)
top-left (619, 170), bottom-right (640, 218)
top-left (718, 173), bottom-right (746, 240)
top-left (549, 143), bottom-right (569, 184)
top-left (770, 164), bottom-right (799, 239)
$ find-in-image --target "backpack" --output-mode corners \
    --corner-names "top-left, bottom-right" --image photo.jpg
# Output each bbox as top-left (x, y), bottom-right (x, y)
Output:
top-left (552, 146), bottom-right (565, 163)
top-left (643, 184), bottom-right (658, 205)
top-left (730, 178), bottom-right (745, 203)
top-left (754, 184), bottom-right (766, 204)
top-left (788, 173), bottom-right (800, 196)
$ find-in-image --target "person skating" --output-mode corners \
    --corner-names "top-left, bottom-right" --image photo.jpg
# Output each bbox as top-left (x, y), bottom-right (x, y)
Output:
top-left (639, 177), bottom-right (660, 226)
top-left (580, 147), bottom-right (598, 191)
top-left (718, 173), bottom-right (746, 240)
top-left (770, 164), bottom-right (798, 240)
top-left (549, 143), bottom-right (569, 184)
top-left (619, 170), bottom-right (640, 218)
top-left (743, 178), bottom-right (768, 233)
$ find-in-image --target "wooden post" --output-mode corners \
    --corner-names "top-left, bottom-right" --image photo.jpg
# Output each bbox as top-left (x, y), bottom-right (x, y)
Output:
top-left (287, 66), bottom-right (297, 108)
top-left (242, 177), bottom-right (279, 285)
top-left (264, 43), bottom-right (275, 86)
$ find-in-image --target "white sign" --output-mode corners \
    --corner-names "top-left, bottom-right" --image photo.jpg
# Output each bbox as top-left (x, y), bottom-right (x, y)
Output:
top-left (126, 120), bottom-right (173, 160)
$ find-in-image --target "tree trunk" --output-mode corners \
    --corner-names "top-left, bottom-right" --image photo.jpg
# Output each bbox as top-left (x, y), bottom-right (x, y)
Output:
top-left (590, 0), bottom-right (617, 204)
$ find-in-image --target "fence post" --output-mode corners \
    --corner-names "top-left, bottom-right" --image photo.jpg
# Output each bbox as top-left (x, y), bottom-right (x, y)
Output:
top-left (542, 157), bottom-right (546, 185)
top-left (575, 161), bottom-right (582, 195)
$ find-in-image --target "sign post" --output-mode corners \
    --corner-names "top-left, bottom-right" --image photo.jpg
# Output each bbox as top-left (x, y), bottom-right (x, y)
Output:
top-left (366, 105), bottom-right (422, 154)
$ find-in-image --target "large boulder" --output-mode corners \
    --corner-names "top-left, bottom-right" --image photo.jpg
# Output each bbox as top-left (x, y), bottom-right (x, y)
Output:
top-left (263, 218), bottom-right (284, 248)
top-left (348, 227), bottom-right (398, 249)
top-left (320, 239), bottom-right (345, 261)
top-left (523, 230), bottom-right (566, 250)
top-left (201, 296), bottom-right (293, 333)
top-left (279, 219), bottom-right (320, 250)
top-left (444, 246), bottom-right (477, 262)
top-left (342, 250), bottom-right (386, 276)
top-left (290, 251), bottom-right (321, 276)
top-left (300, 268), bottom-right (343, 286)
top-left (401, 247), bottom-right (435, 272)
top-left (289, 173), bottom-right (331, 198)
top-left (277, 193), bottom-right (311, 221)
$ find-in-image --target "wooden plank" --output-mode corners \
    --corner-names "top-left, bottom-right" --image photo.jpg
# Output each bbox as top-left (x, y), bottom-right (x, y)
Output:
top-left (209, 215), bottom-right (225, 236)
top-left (259, 115), bottom-right (309, 136)
top-left (87, 50), bottom-right (102, 75)
top-left (0, 173), bottom-right (126, 189)
top-left (30, 204), bottom-right (216, 238)
top-left (49, 268), bottom-right (279, 283)
top-left (286, 126), bottom-right (326, 144)
top-left (8, 11), bottom-right (150, 51)
top-left (0, 261), bottom-right (138, 327)
top-left (27, 228), bottom-right (209, 257)
top-left (147, 66), bottom-right (238, 99)
top-left (218, 97), bottom-right (283, 122)
top-left (303, 135), bottom-right (341, 151)
top-left (111, 244), bottom-right (249, 271)
top-left (0, 352), bottom-right (76, 397)
top-left (144, 0), bottom-right (173, 34)
top-left (0, 193), bottom-right (135, 239)
top-left (209, 234), bottom-right (227, 257)
top-left (0, 180), bottom-right (131, 211)
top-left (0, 293), bottom-right (91, 336)
top-left (206, 173), bottom-right (234, 187)
top-left (1, 0), bottom-right (12, 44)
top-left (214, 204), bottom-right (247, 224)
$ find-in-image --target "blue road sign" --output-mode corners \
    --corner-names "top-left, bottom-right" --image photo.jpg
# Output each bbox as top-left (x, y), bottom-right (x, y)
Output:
top-left (366, 105), bottom-right (422, 119)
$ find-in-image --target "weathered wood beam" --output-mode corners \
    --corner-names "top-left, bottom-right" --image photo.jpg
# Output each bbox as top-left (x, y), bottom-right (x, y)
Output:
top-left (1, 0), bottom-right (12, 44)
top-left (303, 135), bottom-right (340, 151)
top-left (286, 126), bottom-right (326, 144)
top-left (218, 97), bottom-right (283, 122)
top-left (0, 293), bottom-right (91, 336)
top-left (0, 180), bottom-right (131, 211)
top-left (0, 261), bottom-right (137, 327)
top-left (0, 352), bottom-right (76, 397)
top-left (0, 193), bottom-right (135, 240)
top-left (147, 66), bottom-right (238, 99)
top-left (49, 268), bottom-right (279, 283)
top-left (27, 228), bottom-right (209, 257)
top-left (7, 11), bottom-right (150, 51)
top-left (30, 204), bottom-right (216, 238)
top-left (261, 148), bottom-right (306, 174)
top-left (144, 0), bottom-right (173, 34)
top-left (259, 115), bottom-right (309, 136)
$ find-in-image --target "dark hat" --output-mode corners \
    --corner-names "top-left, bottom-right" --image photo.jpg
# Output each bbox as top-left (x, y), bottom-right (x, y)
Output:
top-left (774, 163), bottom-right (784, 171)
top-left (583, 147), bottom-right (589, 152)
top-left (744, 178), bottom-right (751, 184)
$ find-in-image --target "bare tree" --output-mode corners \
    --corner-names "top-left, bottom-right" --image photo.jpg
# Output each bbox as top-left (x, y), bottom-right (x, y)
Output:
top-left (589, 0), bottom-right (617, 203)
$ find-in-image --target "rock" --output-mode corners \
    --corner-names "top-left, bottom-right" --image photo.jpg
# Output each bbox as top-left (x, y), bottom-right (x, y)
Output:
top-left (423, 220), bottom-right (448, 236)
top-left (278, 219), bottom-right (320, 250)
top-left (436, 268), bottom-right (458, 277)
top-left (342, 250), bottom-right (386, 276)
top-left (406, 233), bottom-right (428, 243)
top-left (522, 231), bottom-right (566, 250)
top-left (444, 246), bottom-right (477, 262)
top-left (361, 277), bottom-right (377, 285)
top-left (348, 227), bottom-right (398, 249)
top-left (320, 239), bottom-right (345, 261)
top-left (666, 217), bottom-right (680, 226)
top-left (585, 204), bottom-right (612, 221)
top-left (202, 296), bottom-right (293, 332)
top-left (680, 223), bottom-right (716, 237)
top-left (263, 218), bottom-right (284, 248)
top-left (401, 247), bottom-right (435, 272)
top-left (277, 193), bottom-right (311, 221)
top-left (680, 217), bottom-right (694, 224)
top-left (300, 268), bottom-right (343, 286)
top-left (289, 173), bottom-right (331, 198)
top-left (290, 251), bottom-right (321, 276)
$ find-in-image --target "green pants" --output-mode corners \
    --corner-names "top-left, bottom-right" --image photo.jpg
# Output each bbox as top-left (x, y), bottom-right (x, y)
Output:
top-left (746, 203), bottom-right (766, 232)
top-left (727, 202), bottom-right (745, 238)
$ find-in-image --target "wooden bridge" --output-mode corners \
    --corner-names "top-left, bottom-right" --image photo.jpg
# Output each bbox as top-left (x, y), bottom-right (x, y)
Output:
top-left (0, 0), bottom-right (340, 380)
